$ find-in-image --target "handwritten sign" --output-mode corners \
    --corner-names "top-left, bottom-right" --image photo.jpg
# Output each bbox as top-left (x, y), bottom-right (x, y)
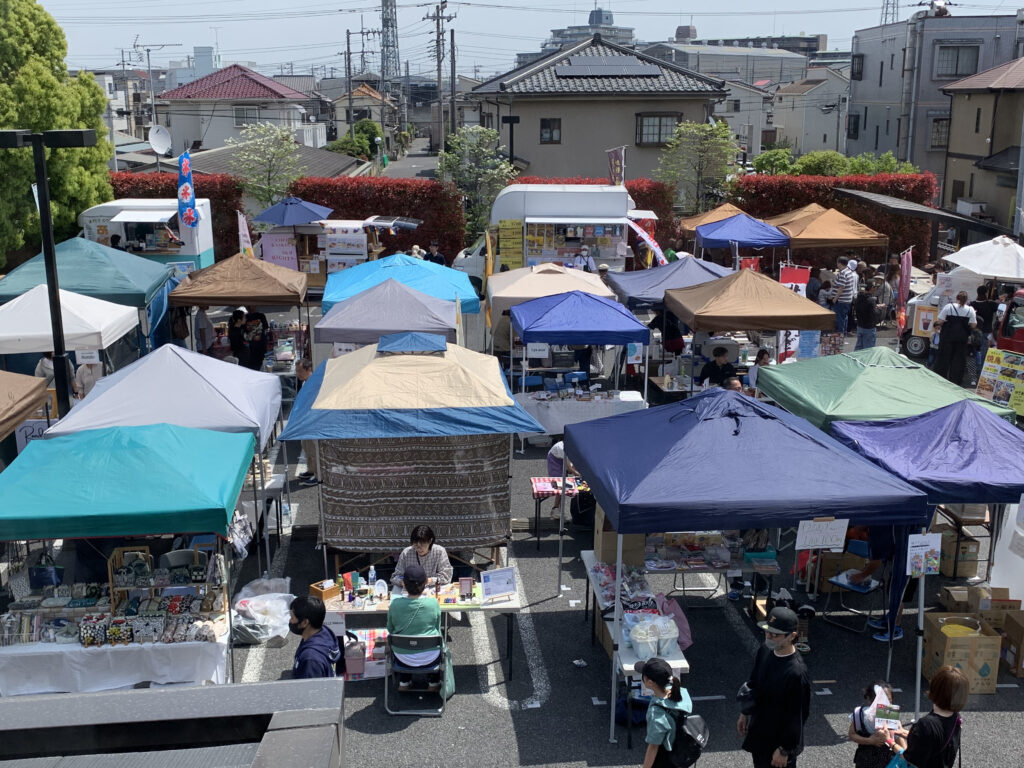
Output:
top-left (796, 518), bottom-right (849, 551)
top-left (15, 419), bottom-right (53, 453)
top-left (260, 233), bottom-right (298, 270)
top-left (481, 566), bottom-right (516, 601)
top-left (76, 349), bottom-right (101, 364)
top-left (526, 342), bottom-right (549, 358)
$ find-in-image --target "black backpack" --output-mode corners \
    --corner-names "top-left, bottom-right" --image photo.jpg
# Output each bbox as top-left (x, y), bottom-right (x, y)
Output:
top-left (667, 710), bottom-right (710, 768)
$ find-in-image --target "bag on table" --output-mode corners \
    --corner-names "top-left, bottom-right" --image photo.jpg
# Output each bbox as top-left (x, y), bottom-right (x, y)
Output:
top-left (28, 553), bottom-right (64, 589)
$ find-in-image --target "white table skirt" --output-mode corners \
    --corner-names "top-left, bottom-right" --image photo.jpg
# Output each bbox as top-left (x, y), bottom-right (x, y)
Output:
top-left (514, 391), bottom-right (645, 435)
top-left (0, 638), bottom-right (227, 696)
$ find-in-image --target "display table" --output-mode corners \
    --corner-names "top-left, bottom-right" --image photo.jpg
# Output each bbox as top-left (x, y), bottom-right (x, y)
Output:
top-left (530, 476), bottom-right (579, 550)
top-left (514, 391), bottom-right (645, 436)
top-left (0, 636), bottom-right (228, 696)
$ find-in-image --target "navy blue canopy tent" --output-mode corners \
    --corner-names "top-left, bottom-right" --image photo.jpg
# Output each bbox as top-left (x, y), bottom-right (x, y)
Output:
top-left (510, 291), bottom-right (650, 345)
top-left (695, 213), bottom-right (790, 250)
top-left (604, 255), bottom-right (734, 310)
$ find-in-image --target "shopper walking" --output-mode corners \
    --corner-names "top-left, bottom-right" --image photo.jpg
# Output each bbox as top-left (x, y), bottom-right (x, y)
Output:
top-left (932, 291), bottom-right (977, 385)
top-left (635, 657), bottom-right (693, 768)
top-left (832, 256), bottom-right (858, 333)
top-left (854, 282), bottom-right (881, 350)
top-left (737, 607), bottom-right (811, 768)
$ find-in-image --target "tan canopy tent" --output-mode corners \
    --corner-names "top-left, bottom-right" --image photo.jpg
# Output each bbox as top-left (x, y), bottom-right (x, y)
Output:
top-left (766, 206), bottom-right (889, 250)
top-left (664, 268), bottom-right (835, 331)
top-left (169, 253), bottom-right (308, 307)
top-left (679, 203), bottom-right (747, 236)
top-left (486, 263), bottom-right (615, 351)
top-left (0, 370), bottom-right (48, 441)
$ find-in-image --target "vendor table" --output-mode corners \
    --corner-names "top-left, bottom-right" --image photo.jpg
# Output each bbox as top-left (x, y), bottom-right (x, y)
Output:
top-left (0, 636), bottom-right (228, 696)
top-left (513, 391), bottom-right (645, 436)
top-left (647, 375), bottom-right (690, 403)
top-left (530, 476), bottom-right (579, 550)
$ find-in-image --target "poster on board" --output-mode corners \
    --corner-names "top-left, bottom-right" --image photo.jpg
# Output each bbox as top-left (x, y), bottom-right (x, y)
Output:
top-left (260, 233), bottom-right (299, 270)
top-left (975, 347), bottom-right (1024, 415)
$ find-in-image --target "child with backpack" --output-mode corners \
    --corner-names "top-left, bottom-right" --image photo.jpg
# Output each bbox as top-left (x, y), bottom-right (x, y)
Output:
top-left (635, 657), bottom-right (701, 768)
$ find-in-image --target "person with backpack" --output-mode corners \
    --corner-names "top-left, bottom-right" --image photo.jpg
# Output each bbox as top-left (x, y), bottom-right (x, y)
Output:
top-left (634, 657), bottom-right (694, 768)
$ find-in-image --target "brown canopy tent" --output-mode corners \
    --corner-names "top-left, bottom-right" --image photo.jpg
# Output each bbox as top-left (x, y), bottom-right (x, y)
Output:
top-left (0, 370), bottom-right (48, 441)
top-left (679, 203), bottom-right (747, 237)
top-left (169, 253), bottom-right (308, 307)
top-left (766, 206), bottom-right (889, 250)
top-left (664, 268), bottom-right (835, 331)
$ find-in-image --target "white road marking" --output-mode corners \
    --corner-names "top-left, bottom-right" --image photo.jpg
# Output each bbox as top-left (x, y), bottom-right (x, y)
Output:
top-left (996, 683), bottom-right (1019, 689)
top-left (815, 688), bottom-right (833, 696)
top-left (592, 697), bottom-right (607, 706)
top-left (569, 600), bottom-right (581, 607)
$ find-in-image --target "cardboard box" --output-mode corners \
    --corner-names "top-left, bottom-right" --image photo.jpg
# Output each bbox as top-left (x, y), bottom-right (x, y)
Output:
top-left (967, 587), bottom-right (1022, 629)
top-left (922, 613), bottom-right (1000, 694)
top-left (816, 550), bottom-right (869, 593)
top-left (939, 586), bottom-right (970, 613)
top-left (593, 505), bottom-right (645, 567)
top-left (933, 523), bottom-right (980, 578)
top-left (999, 610), bottom-right (1024, 678)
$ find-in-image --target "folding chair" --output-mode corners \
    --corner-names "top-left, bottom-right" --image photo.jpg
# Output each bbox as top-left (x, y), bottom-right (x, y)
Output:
top-left (384, 634), bottom-right (446, 717)
top-left (564, 371), bottom-right (588, 385)
top-left (821, 539), bottom-right (885, 633)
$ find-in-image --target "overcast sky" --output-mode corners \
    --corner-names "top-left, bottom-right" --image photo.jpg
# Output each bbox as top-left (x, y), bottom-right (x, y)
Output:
top-left (40, 0), bottom-right (1007, 79)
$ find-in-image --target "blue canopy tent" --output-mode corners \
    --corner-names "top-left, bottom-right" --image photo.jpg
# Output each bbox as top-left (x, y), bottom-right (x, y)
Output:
top-left (321, 254), bottom-right (480, 315)
top-left (831, 400), bottom-right (1024, 716)
top-left (605, 255), bottom-right (734, 310)
top-left (561, 390), bottom-right (928, 741)
top-left (694, 213), bottom-right (790, 256)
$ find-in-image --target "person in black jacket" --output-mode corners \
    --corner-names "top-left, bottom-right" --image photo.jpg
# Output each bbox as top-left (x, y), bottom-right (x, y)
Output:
top-left (895, 665), bottom-right (966, 768)
top-left (737, 607), bottom-right (811, 768)
top-left (696, 346), bottom-right (736, 387)
top-left (289, 596), bottom-right (341, 679)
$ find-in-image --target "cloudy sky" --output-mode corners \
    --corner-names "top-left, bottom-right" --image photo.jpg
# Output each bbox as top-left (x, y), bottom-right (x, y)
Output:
top-left (41, 0), bottom-right (1007, 78)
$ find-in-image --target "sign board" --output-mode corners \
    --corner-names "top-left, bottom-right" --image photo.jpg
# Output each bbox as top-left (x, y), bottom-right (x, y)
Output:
top-left (324, 610), bottom-right (346, 638)
top-left (778, 266), bottom-right (810, 361)
top-left (481, 566), bottom-right (516, 601)
top-left (260, 233), bottom-right (299, 270)
top-left (332, 342), bottom-right (358, 357)
top-left (526, 342), bottom-right (549, 358)
top-left (325, 232), bottom-right (367, 257)
top-left (15, 419), bottom-right (53, 454)
top-left (795, 518), bottom-right (849, 551)
top-left (76, 349), bottom-right (101, 364)
top-left (498, 218), bottom-right (524, 270)
top-left (797, 330), bottom-right (820, 359)
top-left (167, 261), bottom-right (195, 279)
top-left (907, 533), bottom-right (942, 577)
top-left (626, 342), bottom-right (644, 365)
top-left (913, 305), bottom-right (938, 338)
top-left (327, 256), bottom-right (361, 273)
top-left (976, 347), bottom-right (1024, 415)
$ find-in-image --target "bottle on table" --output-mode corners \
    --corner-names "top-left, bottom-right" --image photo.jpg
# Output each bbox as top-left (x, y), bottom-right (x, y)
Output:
top-left (368, 564), bottom-right (377, 585)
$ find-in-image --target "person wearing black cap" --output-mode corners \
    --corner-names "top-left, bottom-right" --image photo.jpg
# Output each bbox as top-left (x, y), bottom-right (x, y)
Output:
top-left (634, 657), bottom-right (693, 768)
top-left (386, 563), bottom-right (443, 691)
top-left (737, 607), bottom-right (811, 768)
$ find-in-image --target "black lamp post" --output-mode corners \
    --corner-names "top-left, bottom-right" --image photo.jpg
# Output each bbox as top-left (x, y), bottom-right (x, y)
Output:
top-left (0, 129), bottom-right (97, 419)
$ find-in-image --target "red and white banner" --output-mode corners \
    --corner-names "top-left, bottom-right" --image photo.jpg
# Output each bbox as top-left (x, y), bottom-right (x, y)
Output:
top-left (739, 257), bottom-right (761, 272)
top-left (625, 219), bottom-right (666, 266)
top-left (896, 247), bottom-right (913, 336)
top-left (778, 266), bottom-right (812, 361)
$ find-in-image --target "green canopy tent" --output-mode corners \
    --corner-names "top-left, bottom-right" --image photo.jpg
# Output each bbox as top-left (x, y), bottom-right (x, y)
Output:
top-left (756, 346), bottom-right (1014, 430)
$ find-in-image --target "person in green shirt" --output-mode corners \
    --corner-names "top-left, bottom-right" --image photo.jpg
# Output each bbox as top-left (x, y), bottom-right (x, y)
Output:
top-left (635, 657), bottom-right (693, 768)
top-left (387, 563), bottom-right (442, 691)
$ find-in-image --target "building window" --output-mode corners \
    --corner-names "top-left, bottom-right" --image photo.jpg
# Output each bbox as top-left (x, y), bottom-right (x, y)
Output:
top-left (886, 119), bottom-right (890, 136)
top-left (863, 106), bottom-right (868, 126)
top-left (935, 45), bottom-right (979, 78)
top-left (847, 113), bottom-right (860, 140)
top-left (234, 106), bottom-right (258, 127)
top-left (951, 179), bottom-right (965, 203)
top-left (731, 99), bottom-right (741, 112)
top-left (851, 53), bottom-right (864, 80)
top-left (930, 118), bottom-right (950, 149)
top-left (879, 61), bottom-right (884, 87)
top-left (539, 118), bottom-right (561, 144)
top-left (823, 133), bottom-right (828, 144)
top-left (874, 125), bottom-right (880, 151)
top-left (635, 113), bottom-right (679, 146)
top-left (890, 53), bottom-right (895, 70)
top-left (969, 173), bottom-right (975, 197)
top-left (975, 107), bottom-right (982, 133)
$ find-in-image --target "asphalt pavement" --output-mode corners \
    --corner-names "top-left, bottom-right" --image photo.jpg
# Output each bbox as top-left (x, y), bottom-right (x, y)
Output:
top-left (382, 137), bottom-right (438, 179)
top-left (230, 308), bottom-right (1022, 767)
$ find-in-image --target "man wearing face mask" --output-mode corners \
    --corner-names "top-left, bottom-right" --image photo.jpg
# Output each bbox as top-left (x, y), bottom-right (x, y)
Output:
top-left (737, 607), bottom-right (811, 768)
top-left (289, 596), bottom-right (341, 678)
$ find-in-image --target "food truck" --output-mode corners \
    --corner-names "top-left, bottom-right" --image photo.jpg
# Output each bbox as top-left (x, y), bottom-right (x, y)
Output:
top-left (78, 198), bottom-right (215, 274)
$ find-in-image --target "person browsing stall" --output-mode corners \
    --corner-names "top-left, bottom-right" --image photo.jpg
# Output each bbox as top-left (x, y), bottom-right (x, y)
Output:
top-left (571, 245), bottom-right (597, 273)
top-left (696, 346), bottom-right (737, 387)
top-left (635, 657), bottom-right (693, 768)
top-left (893, 665), bottom-right (966, 768)
top-left (386, 563), bottom-right (443, 691)
top-left (289, 595), bottom-right (341, 679)
top-left (391, 525), bottom-right (453, 588)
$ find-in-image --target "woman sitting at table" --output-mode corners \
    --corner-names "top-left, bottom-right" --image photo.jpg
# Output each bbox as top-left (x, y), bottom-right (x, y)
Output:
top-left (391, 525), bottom-right (453, 588)
top-left (386, 563), bottom-right (442, 691)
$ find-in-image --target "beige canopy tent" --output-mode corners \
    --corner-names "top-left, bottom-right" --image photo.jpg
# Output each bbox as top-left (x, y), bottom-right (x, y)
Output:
top-left (679, 203), bottom-right (747, 237)
top-left (664, 268), bottom-right (835, 331)
top-left (485, 263), bottom-right (615, 351)
top-left (169, 253), bottom-right (308, 307)
top-left (0, 370), bottom-right (48, 441)
top-left (766, 206), bottom-right (889, 250)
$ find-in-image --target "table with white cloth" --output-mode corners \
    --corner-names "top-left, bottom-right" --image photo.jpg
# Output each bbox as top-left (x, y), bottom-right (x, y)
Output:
top-left (513, 391), bottom-right (645, 436)
top-left (0, 636), bottom-right (228, 696)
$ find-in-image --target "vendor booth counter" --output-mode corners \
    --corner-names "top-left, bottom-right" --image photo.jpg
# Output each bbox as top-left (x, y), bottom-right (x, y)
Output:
top-left (514, 390), bottom-right (644, 436)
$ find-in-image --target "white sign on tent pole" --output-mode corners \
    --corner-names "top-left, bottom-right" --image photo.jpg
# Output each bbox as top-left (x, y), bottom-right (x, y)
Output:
top-left (796, 518), bottom-right (849, 551)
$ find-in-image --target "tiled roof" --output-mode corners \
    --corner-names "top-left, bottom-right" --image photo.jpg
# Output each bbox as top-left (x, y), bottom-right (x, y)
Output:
top-left (161, 64), bottom-right (308, 101)
top-left (473, 35), bottom-right (724, 96)
top-left (339, 83), bottom-right (391, 104)
top-left (272, 75), bottom-right (318, 97)
top-left (776, 78), bottom-right (826, 95)
top-left (943, 58), bottom-right (1024, 92)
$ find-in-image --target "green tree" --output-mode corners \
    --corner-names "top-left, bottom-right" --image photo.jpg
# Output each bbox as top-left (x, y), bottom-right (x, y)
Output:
top-left (225, 122), bottom-right (306, 211)
top-left (0, 0), bottom-right (113, 267)
top-left (654, 120), bottom-right (737, 213)
top-left (752, 148), bottom-right (794, 175)
top-left (790, 150), bottom-right (850, 176)
top-left (327, 134), bottom-right (370, 159)
top-left (354, 119), bottom-right (383, 155)
top-left (846, 150), bottom-right (919, 175)
top-left (437, 125), bottom-right (515, 240)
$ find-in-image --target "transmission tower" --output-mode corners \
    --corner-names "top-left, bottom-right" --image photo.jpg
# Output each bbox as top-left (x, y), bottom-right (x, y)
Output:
top-left (381, 0), bottom-right (401, 85)
top-left (880, 0), bottom-right (899, 25)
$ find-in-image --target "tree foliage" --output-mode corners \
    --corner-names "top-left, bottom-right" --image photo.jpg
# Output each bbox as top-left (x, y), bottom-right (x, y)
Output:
top-left (753, 148), bottom-right (920, 178)
top-left (655, 120), bottom-right (737, 213)
top-left (752, 148), bottom-right (794, 175)
top-left (225, 122), bottom-right (305, 211)
top-left (354, 119), bottom-right (383, 155)
top-left (790, 150), bottom-right (851, 177)
top-left (326, 134), bottom-right (370, 159)
top-left (437, 125), bottom-right (515, 239)
top-left (0, 0), bottom-right (113, 267)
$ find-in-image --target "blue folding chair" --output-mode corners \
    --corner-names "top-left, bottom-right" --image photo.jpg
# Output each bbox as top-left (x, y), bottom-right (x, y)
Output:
top-left (564, 371), bottom-right (588, 386)
top-left (822, 538), bottom-right (885, 633)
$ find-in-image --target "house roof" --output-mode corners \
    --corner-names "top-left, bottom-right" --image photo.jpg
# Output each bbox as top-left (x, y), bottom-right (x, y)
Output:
top-left (975, 145), bottom-right (1020, 173)
top-left (776, 78), bottom-right (826, 95)
top-left (473, 35), bottom-right (725, 97)
top-left (160, 64), bottom-right (308, 100)
top-left (272, 75), bottom-right (319, 97)
top-left (131, 142), bottom-right (363, 178)
top-left (725, 79), bottom-right (771, 96)
top-left (336, 83), bottom-right (392, 105)
top-left (943, 57), bottom-right (1024, 92)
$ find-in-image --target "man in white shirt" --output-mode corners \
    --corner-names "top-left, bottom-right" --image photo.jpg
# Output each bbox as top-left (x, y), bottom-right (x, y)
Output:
top-left (571, 246), bottom-right (597, 273)
top-left (932, 291), bottom-right (977, 385)
top-left (194, 307), bottom-right (215, 354)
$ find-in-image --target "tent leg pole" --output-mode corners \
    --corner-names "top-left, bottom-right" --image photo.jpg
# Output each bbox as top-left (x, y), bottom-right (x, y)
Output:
top-left (222, 537), bottom-right (235, 684)
top-left (915, 572), bottom-right (925, 721)
top-left (522, 345), bottom-right (526, 393)
top-left (315, 439), bottom-right (329, 580)
top-left (609, 534), bottom-right (623, 744)
top-left (250, 458), bottom-right (263, 576)
top-left (557, 460), bottom-right (568, 596)
top-left (643, 344), bottom-right (649, 404)
top-left (280, 408), bottom-right (293, 519)
top-left (258, 454), bottom-right (272, 568)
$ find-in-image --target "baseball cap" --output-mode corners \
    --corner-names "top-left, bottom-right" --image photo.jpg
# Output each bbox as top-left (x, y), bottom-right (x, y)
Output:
top-left (759, 606), bottom-right (799, 635)
top-left (580, 245), bottom-right (590, 253)
top-left (633, 657), bottom-right (672, 687)
top-left (847, 259), bottom-right (858, 271)
top-left (598, 263), bottom-right (609, 271)
top-left (404, 563), bottom-right (427, 587)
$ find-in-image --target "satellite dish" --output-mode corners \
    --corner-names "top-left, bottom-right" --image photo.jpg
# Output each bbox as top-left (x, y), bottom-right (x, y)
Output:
top-left (148, 125), bottom-right (172, 156)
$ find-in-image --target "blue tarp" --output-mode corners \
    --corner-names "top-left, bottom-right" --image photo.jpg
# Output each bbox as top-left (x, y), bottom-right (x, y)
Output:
top-left (510, 291), bottom-right (650, 345)
top-left (831, 400), bottom-right (1024, 505)
top-left (695, 214), bottom-right (790, 249)
top-left (563, 389), bottom-right (928, 534)
top-left (322, 254), bottom-right (480, 314)
top-left (377, 331), bottom-right (447, 353)
top-left (605, 255), bottom-right (734, 309)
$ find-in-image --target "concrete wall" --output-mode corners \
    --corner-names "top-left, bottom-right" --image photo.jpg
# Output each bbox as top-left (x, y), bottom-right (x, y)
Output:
top-left (720, 83), bottom-right (770, 158)
top-left (159, 102), bottom-right (320, 152)
top-left (644, 44), bottom-right (807, 85)
top-left (773, 69), bottom-right (850, 155)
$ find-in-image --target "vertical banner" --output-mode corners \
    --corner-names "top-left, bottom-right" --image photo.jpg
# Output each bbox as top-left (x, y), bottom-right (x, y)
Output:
top-left (606, 145), bottom-right (625, 186)
top-left (896, 246), bottom-right (912, 336)
top-left (739, 257), bottom-right (761, 272)
top-left (238, 211), bottom-right (254, 258)
top-left (177, 151), bottom-right (198, 228)
top-left (778, 266), bottom-right (811, 361)
top-left (625, 219), bottom-right (665, 266)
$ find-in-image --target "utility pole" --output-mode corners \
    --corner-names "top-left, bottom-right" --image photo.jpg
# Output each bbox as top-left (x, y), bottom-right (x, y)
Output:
top-left (450, 28), bottom-right (457, 137)
top-left (120, 49), bottom-right (133, 136)
top-left (135, 42), bottom-right (181, 136)
top-left (107, 103), bottom-right (118, 172)
top-left (424, 2), bottom-right (454, 151)
top-left (346, 30), bottom-right (355, 139)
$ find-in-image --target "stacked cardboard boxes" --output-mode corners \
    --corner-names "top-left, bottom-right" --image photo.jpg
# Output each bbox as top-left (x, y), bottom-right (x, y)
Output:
top-left (1000, 611), bottom-right (1024, 678)
top-left (922, 613), bottom-right (1000, 694)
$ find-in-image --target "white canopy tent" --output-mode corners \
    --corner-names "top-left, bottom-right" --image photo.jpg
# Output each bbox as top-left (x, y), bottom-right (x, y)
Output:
top-left (943, 235), bottom-right (1024, 280)
top-left (0, 284), bottom-right (138, 354)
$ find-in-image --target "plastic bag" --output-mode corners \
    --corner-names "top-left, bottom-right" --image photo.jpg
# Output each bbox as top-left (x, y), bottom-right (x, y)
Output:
top-left (231, 580), bottom-right (294, 646)
top-left (654, 615), bottom-right (679, 655)
top-left (656, 593), bottom-right (693, 652)
top-left (234, 577), bottom-right (292, 602)
top-left (630, 620), bottom-right (659, 660)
